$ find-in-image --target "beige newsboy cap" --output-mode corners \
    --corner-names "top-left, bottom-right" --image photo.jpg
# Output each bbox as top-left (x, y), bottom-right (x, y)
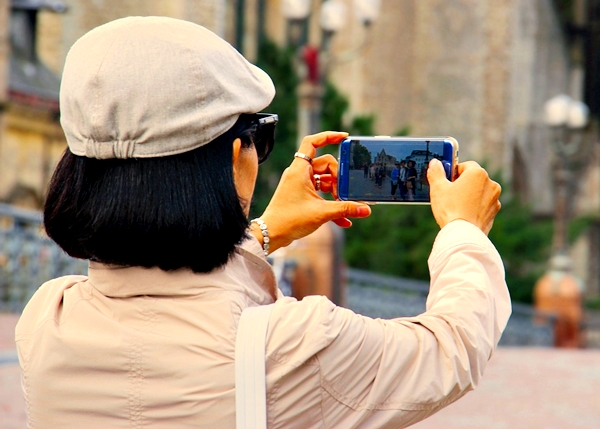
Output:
top-left (60, 16), bottom-right (275, 159)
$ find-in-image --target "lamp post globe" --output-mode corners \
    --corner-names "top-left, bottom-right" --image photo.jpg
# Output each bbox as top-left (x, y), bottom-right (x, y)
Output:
top-left (282, 0), bottom-right (311, 21)
top-left (544, 94), bottom-right (572, 127)
top-left (567, 100), bottom-right (590, 130)
top-left (353, 0), bottom-right (381, 25)
top-left (320, 0), bottom-right (347, 33)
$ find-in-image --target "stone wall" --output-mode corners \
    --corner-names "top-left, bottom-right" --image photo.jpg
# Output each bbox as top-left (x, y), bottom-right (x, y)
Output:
top-left (38, 0), bottom-right (225, 75)
top-left (323, 0), bottom-right (574, 214)
top-left (1, 107), bottom-right (65, 208)
top-left (506, 0), bottom-right (570, 213)
top-left (7, 0), bottom-right (589, 213)
top-left (1, 0), bottom-right (226, 207)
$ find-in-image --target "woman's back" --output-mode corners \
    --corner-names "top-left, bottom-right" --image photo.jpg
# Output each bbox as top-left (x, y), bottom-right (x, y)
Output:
top-left (18, 275), bottom-right (238, 428)
top-left (17, 222), bottom-right (510, 429)
top-left (16, 240), bottom-right (280, 428)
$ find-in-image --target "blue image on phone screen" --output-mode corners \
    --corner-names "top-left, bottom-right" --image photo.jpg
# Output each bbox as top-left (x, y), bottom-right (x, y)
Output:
top-left (338, 137), bottom-right (456, 203)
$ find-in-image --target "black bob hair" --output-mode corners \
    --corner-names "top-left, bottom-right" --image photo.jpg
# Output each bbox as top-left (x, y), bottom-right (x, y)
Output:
top-left (44, 115), bottom-right (259, 273)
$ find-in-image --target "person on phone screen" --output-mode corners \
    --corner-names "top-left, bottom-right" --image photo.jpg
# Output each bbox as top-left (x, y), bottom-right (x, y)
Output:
top-left (391, 162), bottom-right (401, 200)
top-left (15, 16), bottom-right (510, 429)
top-left (399, 160), bottom-right (408, 200)
top-left (421, 161), bottom-right (431, 197)
top-left (406, 160), bottom-right (418, 201)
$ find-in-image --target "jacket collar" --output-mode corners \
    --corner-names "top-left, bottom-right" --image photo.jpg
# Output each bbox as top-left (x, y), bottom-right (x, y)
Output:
top-left (87, 234), bottom-right (278, 304)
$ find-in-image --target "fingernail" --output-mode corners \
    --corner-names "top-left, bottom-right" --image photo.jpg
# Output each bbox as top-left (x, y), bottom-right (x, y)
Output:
top-left (357, 206), bottom-right (371, 217)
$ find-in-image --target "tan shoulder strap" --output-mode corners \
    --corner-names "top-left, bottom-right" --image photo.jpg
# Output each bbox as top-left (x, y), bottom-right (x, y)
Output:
top-left (235, 304), bottom-right (274, 429)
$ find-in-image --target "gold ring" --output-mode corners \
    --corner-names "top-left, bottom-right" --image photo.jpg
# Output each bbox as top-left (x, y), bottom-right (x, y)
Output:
top-left (294, 152), bottom-right (313, 164)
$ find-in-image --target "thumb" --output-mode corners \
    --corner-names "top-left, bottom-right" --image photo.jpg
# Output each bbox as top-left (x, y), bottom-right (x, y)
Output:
top-left (326, 200), bottom-right (371, 222)
top-left (427, 158), bottom-right (448, 187)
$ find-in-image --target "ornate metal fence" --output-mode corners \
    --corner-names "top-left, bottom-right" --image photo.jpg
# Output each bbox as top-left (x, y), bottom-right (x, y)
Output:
top-left (0, 203), bottom-right (87, 312)
top-left (0, 203), bottom-right (557, 346)
top-left (345, 268), bottom-right (556, 347)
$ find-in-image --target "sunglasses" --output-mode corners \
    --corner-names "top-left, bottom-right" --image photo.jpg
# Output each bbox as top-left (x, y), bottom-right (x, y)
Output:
top-left (254, 113), bottom-right (278, 164)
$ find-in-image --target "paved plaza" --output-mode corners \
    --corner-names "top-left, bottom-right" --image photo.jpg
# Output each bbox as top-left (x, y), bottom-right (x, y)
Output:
top-left (1, 312), bottom-right (599, 428)
top-left (349, 169), bottom-right (429, 202)
top-left (0, 313), bottom-right (25, 429)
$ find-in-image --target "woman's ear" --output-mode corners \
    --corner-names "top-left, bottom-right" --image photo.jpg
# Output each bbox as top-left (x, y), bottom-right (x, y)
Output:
top-left (232, 137), bottom-right (242, 165)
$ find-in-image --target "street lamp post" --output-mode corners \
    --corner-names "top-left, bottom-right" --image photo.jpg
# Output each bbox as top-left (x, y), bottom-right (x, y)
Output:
top-left (281, 0), bottom-right (380, 142)
top-left (534, 94), bottom-right (589, 348)
top-left (544, 94), bottom-right (590, 257)
top-left (277, 0), bottom-right (380, 305)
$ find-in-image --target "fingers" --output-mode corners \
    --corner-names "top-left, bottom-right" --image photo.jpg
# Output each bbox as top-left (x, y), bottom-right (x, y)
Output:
top-left (323, 200), bottom-right (371, 223)
top-left (261, 132), bottom-right (368, 249)
top-left (429, 160), bottom-right (502, 235)
top-left (332, 217), bottom-right (353, 228)
top-left (313, 174), bottom-right (335, 194)
top-left (482, 200), bottom-right (501, 235)
top-left (427, 158), bottom-right (448, 187)
top-left (457, 160), bottom-right (484, 177)
top-left (296, 131), bottom-right (348, 160)
top-left (312, 154), bottom-right (339, 197)
top-left (492, 181), bottom-right (502, 200)
top-left (312, 154), bottom-right (338, 177)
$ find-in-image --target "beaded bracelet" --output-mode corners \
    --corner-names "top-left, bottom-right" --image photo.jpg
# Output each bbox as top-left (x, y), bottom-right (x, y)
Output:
top-left (250, 218), bottom-right (270, 257)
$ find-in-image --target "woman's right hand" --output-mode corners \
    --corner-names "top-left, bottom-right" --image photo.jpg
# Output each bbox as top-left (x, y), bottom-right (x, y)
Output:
top-left (251, 132), bottom-right (371, 254)
top-left (427, 159), bottom-right (501, 235)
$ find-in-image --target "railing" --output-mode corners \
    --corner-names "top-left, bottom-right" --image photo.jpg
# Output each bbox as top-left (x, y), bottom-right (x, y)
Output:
top-left (345, 268), bottom-right (556, 347)
top-left (582, 310), bottom-right (600, 348)
top-left (345, 268), bottom-right (430, 318)
top-left (0, 203), bottom-right (557, 346)
top-left (0, 203), bottom-right (87, 312)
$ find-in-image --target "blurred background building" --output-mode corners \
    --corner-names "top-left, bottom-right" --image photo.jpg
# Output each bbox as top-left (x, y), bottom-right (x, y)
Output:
top-left (3, 3), bottom-right (600, 427)
top-left (0, 0), bottom-right (598, 299)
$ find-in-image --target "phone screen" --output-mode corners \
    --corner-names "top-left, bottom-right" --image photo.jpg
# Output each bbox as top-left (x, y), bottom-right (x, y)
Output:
top-left (338, 137), bottom-right (456, 203)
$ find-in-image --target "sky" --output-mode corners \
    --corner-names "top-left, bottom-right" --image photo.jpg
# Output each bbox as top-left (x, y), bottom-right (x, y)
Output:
top-left (351, 139), bottom-right (445, 161)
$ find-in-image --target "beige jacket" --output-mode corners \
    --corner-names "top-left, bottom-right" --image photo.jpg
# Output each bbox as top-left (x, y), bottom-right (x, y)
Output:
top-left (16, 220), bottom-right (511, 428)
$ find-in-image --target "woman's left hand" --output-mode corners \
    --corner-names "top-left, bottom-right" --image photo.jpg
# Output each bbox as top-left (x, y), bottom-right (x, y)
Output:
top-left (251, 131), bottom-right (371, 254)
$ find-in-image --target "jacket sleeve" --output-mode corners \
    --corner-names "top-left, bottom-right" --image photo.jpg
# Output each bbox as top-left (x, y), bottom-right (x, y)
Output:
top-left (313, 220), bottom-right (511, 428)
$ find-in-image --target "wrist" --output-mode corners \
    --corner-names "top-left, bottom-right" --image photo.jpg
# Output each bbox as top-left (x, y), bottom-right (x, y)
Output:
top-left (249, 213), bottom-right (289, 255)
top-left (250, 218), bottom-right (270, 256)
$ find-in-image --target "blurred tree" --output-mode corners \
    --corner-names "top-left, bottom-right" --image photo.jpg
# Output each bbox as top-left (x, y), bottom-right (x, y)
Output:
top-left (318, 82), bottom-right (376, 158)
top-left (320, 80), bottom-right (375, 136)
top-left (252, 40), bottom-right (376, 213)
top-left (344, 205), bottom-right (439, 280)
top-left (553, 0), bottom-right (575, 24)
top-left (351, 143), bottom-right (371, 169)
top-left (320, 81), bottom-right (348, 132)
top-left (252, 39), bottom-right (299, 214)
top-left (487, 197), bottom-right (553, 303)
top-left (345, 192), bottom-right (556, 304)
top-left (252, 38), bottom-right (576, 305)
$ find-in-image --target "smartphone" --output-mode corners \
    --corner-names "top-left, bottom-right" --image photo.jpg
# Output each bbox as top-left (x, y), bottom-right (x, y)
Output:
top-left (337, 136), bottom-right (459, 204)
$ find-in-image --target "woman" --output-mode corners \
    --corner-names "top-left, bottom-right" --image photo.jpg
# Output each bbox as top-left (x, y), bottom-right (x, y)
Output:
top-left (406, 160), bottom-right (418, 201)
top-left (16, 17), bottom-right (509, 429)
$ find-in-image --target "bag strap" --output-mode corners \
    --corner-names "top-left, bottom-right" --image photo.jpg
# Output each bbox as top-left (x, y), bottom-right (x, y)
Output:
top-left (235, 304), bottom-right (274, 429)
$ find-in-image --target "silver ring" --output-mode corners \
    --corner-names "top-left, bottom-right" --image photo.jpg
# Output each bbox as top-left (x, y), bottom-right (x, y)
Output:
top-left (294, 151), bottom-right (313, 164)
top-left (314, 174), bottom-right (321, 191)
